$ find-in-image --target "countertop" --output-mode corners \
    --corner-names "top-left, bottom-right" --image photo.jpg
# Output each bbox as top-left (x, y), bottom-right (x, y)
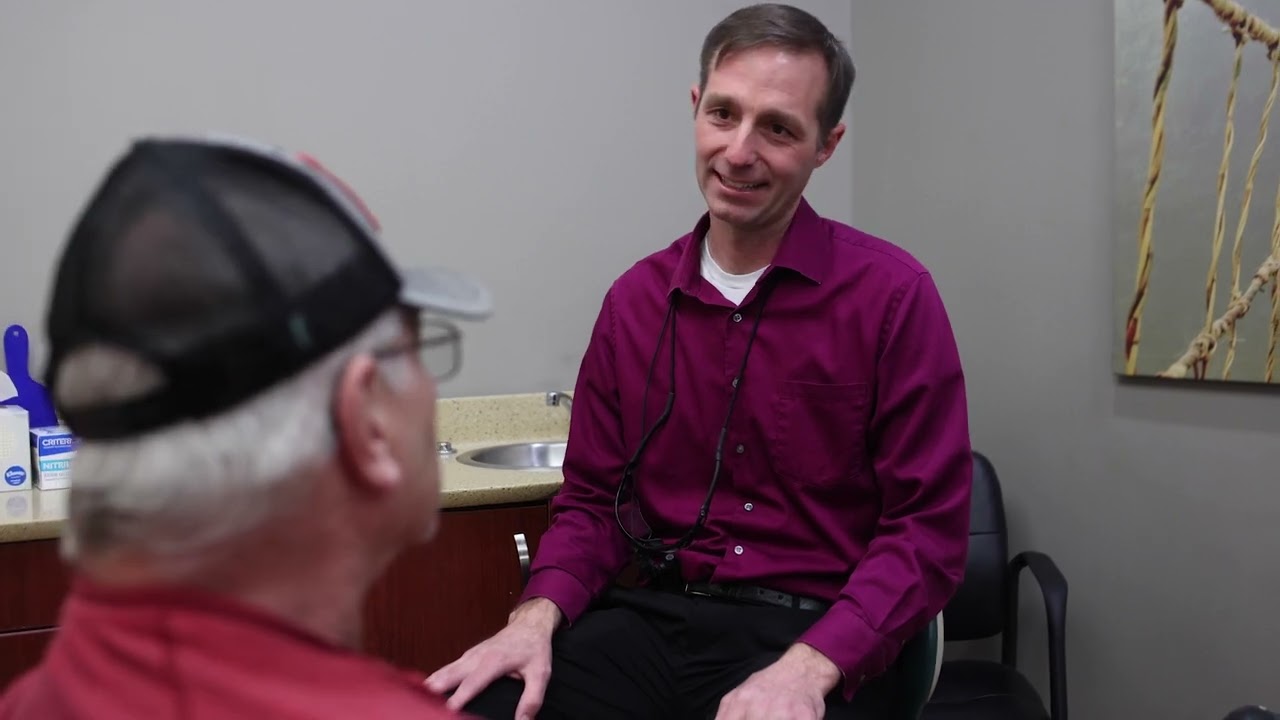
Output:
top-left (0, 392), bottom-right (568, 544)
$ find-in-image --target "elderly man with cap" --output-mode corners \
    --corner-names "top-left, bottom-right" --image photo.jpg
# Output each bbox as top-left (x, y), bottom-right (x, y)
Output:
top-left (0, 134), bottom-right (491, 719)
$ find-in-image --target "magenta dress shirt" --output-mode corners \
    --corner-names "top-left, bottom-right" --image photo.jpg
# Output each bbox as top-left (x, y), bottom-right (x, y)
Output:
top-left (521, 198), bottom-right (972, 699)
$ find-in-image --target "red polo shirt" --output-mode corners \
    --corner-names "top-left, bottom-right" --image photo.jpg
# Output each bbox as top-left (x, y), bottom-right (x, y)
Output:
top-left (1, 577), bottom-right (466, 719)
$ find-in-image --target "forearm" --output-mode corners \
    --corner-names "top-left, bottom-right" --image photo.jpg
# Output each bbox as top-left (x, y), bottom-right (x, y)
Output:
top-left (518, 289), bottom-right (633, 623)
top-left (800, 271), bottom-right (971, 699)
top-left (799, 429), bottom-right (970, 697)
top-left (796, 598), bottom-right (908, 697)
top-left (519, 506), bottom-right (632, 619)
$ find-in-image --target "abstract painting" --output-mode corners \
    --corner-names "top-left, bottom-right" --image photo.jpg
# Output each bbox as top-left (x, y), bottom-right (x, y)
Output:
top-left (1115, 0), bottom-right (1280, 383)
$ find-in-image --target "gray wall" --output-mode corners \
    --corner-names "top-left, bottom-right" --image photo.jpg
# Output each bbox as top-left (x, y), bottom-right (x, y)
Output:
top-left (850, 1), bottom-right (1278, 718)
top-left (0, 1), bottom-right (853, 397)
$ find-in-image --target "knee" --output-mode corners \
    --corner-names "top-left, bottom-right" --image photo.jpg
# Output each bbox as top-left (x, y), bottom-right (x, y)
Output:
top-left (458, 676), bottom-right (524, 720)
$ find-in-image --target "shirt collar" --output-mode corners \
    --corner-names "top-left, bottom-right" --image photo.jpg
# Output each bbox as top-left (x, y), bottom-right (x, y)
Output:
top-left (669, 197), bottom-right (832, 297)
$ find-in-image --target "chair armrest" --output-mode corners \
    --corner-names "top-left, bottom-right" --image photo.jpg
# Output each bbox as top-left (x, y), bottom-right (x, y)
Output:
top-left (890, 614), bottom-right (943, 718)
top-left (1001, 551), bottom-right (1068, 720)
top-left (514, 533), bottom-right (531, 587)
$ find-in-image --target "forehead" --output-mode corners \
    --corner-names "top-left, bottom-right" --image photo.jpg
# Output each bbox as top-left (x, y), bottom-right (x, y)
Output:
top-left (704, 46), bottom-right (828, 124)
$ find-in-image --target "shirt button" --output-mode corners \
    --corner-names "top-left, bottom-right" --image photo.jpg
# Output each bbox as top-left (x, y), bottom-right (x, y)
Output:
top-left (735, 444), bottom-right (745, 454)
top-left (744, 502), bottom-right (754, 512)
top-left (734, 545), bottom-right (744, 555)
top-left (732, 313), bottom-right (743, 323)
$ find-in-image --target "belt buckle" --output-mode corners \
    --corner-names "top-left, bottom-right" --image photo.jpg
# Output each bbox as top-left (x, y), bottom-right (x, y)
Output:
top-left (683, 583), bottom-right (713, 598)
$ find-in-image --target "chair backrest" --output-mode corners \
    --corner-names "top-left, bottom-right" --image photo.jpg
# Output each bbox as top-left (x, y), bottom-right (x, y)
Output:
top-left (941, 451), bottom-right (1009, 641)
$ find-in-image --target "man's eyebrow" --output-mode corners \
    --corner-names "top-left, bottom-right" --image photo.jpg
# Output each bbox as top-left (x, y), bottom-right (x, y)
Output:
top-left (700, 93), bottom-right (806, 132)
top-left (758, 108), bottom-right (806, 131)
top-left (700, 92), bottom-right (736, 109)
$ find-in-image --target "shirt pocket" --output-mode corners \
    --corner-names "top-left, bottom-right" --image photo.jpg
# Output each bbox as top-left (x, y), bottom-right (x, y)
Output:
top-left (768, 381), bottom-right (870, 488)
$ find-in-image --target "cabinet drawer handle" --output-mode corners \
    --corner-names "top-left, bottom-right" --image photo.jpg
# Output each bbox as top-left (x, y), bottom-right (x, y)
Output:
top-left (513, 533), bottom-right (531, 585)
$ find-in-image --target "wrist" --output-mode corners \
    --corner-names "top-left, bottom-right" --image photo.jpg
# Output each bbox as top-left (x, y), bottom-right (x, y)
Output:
top-left (510, 597), bottom-right (564, 635)
top-left (785, 643), bottom-right (842, 695)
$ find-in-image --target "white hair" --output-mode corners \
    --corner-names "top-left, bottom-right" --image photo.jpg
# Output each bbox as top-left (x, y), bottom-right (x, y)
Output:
top-left (56, 310), bottom-right (413, 564)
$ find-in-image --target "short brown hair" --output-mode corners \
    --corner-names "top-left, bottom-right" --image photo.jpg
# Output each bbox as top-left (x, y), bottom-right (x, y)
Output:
top-left (698, 3), bottom-right (855, 139)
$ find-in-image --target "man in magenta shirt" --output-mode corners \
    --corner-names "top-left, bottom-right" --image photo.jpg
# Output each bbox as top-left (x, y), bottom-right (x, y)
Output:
top-left (429, 4), bottom-right (972, 719)
top-left (0, 135), bottom-right (492, 719)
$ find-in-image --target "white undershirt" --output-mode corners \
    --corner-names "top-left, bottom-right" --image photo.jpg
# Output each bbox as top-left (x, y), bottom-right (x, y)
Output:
top-left (700, 238), bottom-right (767, 306)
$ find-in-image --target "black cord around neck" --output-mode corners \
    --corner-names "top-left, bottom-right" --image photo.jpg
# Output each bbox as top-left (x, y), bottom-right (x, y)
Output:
top-left (615, 280), bottom-right (776, 557)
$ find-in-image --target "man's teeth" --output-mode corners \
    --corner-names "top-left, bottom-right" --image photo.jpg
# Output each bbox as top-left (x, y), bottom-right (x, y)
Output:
top-left (722, 177), bottom-right (764, 190)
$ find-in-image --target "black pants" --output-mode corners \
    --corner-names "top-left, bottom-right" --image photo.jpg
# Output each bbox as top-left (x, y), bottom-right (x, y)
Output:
top-left (464, 586), bottom-right (893, 720)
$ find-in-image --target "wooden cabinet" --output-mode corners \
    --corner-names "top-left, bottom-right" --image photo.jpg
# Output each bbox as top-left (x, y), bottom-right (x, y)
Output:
top-left (0, 630), bottom-right (57, 689)
top-left (0, 500), bottom-right (550, 691)
top-left (362, 501), bottom-right (550, 674)
top-left (0, 539), bottom-right (70, 692)
top-left (0, 539), bottom-right (70, 632)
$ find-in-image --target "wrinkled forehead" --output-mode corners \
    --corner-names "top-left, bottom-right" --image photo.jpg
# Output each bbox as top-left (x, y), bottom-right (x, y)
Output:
top-left (704, 46), bottom-right (828, 125)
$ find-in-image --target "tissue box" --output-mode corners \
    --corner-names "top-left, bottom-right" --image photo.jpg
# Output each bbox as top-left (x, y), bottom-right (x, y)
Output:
top-left (30, 426), bottom-right (76, 490)
top-left (0, 406), bottom-right (32, 492)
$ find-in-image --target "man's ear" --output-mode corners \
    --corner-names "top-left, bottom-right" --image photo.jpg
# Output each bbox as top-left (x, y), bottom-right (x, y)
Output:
top-left (332, 355), bottom-right (401, 494)
top-left (815, 122), bottom-right (846, 168)
top-left (691, 83), bottom-right (701, 115)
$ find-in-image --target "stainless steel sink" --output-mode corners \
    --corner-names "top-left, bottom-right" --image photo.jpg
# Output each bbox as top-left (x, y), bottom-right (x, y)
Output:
top-left (454, 441), bottom-right (566, 470)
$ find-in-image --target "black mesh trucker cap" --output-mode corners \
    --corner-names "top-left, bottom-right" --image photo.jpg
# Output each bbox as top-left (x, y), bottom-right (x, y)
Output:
top-left (43, 133), bottom-right (492, 440)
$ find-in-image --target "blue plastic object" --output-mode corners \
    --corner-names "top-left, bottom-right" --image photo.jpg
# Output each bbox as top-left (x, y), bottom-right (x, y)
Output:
top-left (2, 324), bottom-right (58, 428)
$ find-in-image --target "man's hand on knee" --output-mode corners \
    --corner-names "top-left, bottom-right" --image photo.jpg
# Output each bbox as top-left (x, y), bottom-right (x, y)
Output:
top-left (713, 643), bottom-right (841, 720)
top-left (425, 598), bottom-right (564, 720)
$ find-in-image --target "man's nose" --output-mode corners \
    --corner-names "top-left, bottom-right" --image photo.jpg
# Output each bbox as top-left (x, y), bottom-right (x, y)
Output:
top-left (722, 127), bottom-right (758, 167)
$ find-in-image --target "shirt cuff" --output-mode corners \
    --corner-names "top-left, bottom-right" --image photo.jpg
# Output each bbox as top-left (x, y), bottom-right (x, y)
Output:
top-left (518, 567), bottom-right (595, 625)
top-left (797, 602), bottom-right (890, 702)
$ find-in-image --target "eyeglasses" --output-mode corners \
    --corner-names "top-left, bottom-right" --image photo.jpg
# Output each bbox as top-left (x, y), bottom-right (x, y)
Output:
top-left (373, 316), bottom-right (463, 382)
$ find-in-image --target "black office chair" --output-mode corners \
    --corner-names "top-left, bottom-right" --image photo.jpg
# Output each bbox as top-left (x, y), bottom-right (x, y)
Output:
top-left (923, 451), bottom-right (1068, 720)
top-left (1222, 707), bottom-right (1277, 719)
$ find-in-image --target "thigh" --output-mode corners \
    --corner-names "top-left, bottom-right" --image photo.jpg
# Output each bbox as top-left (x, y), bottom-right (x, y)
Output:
top-left (689, 651), bottom-right (895, 720)
top-left (681, 600), bottom-right (894, 720)
top-left (678, 600), bottom-right (814, 716)
top-left (820, 680), bottom-right (894, 720)
top-left (464, 593), bottom-right (684, 720)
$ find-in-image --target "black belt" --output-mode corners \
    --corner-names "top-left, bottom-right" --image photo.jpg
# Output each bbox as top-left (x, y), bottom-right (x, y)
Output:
top-left (681, 581), bottom-right (831, 612)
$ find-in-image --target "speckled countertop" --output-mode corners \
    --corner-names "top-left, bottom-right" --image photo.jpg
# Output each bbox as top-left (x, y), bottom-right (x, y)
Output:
top-left (0, 392), bottom-right (568, 544)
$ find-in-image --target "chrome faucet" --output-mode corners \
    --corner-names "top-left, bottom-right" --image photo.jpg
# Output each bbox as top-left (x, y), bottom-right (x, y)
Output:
top-left (546, 391), bottom-right (572, 414)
